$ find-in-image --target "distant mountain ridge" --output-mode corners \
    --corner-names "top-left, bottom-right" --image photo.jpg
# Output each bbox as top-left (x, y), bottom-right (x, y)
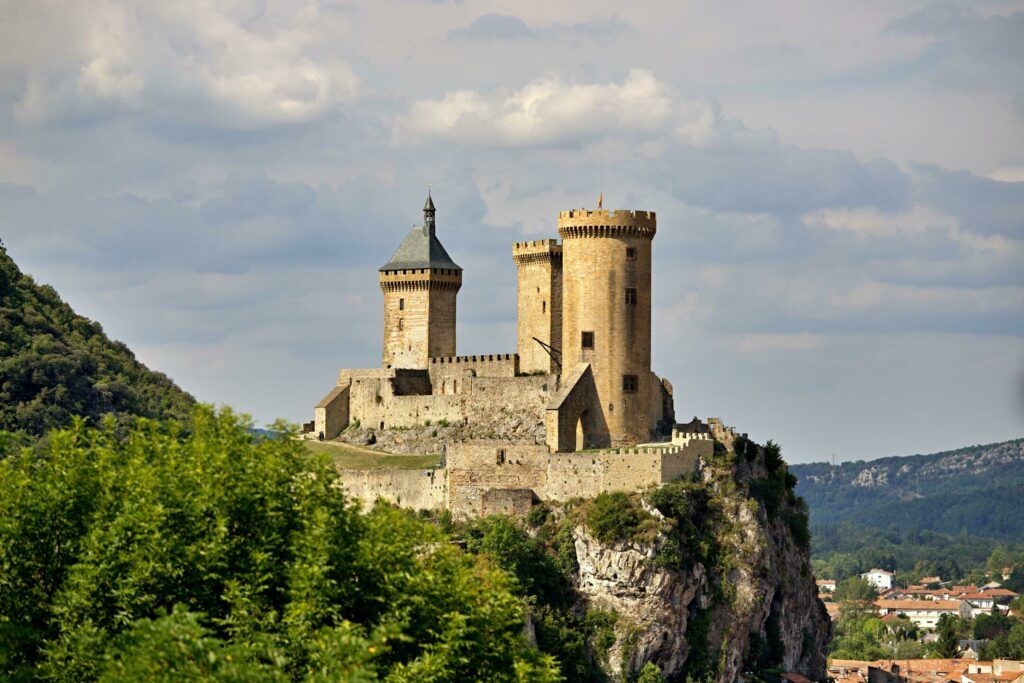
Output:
top-left (0, 242), bottom-right (194, 438)
top-left (792, 439), bottom-right (1024, 540)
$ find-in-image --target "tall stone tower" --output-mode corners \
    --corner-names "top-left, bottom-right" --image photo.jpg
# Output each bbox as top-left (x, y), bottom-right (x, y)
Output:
top-left (512, 239), bottom-right (562, 374)
top-left (559, 209), bottom-right (656, 446)
top-left (379, 193), bottom-right (462, 369)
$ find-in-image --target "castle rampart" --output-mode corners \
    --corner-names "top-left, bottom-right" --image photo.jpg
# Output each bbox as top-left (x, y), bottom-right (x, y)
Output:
top-left (429, 353), bottom-right (520, 379)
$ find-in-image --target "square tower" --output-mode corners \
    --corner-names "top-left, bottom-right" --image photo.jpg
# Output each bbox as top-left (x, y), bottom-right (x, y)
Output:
top-left (512, 239), bottom-right (562, 374)
top-left (379, 194), bottom-right (462, 369)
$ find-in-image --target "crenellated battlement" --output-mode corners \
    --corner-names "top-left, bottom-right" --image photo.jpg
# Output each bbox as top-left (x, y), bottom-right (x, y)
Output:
top-left (557, 208), bottom-right (656, 240)
top-left (512, 240), bottom-right (562, 265)
top-left (429, 353), bottom-right (520, 378)
top-left (430, 353), bottom-right (517, 364)
top-left (558, 209), bottom-right (656, 221)
top-left (512, 239), bottom-right (561, 252)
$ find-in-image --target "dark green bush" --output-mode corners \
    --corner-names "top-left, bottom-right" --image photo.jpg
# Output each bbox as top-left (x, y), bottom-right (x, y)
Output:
top-left (585, 492), bottom-right (653, 545)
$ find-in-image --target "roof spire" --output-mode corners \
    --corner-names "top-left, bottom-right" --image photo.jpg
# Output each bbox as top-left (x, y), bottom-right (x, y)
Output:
top-left (422, 188), bottom-right (436, 237)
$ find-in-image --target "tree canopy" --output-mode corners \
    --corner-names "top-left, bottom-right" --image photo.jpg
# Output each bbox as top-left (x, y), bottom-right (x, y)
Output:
top-left (0, 407), bottom-right (559, 681)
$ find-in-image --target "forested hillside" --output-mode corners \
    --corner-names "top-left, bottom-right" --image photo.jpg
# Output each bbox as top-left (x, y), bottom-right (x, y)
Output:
top-left (793, 439), bottom-right (1024, 581)
top-left (793, 439), bottom-right (1024, 539)
top-left (0, 242), bottom-right (194, 439)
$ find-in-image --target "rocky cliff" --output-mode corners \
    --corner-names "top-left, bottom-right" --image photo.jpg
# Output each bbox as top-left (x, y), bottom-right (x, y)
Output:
top-left (535, 439), bottom-right (830, 682)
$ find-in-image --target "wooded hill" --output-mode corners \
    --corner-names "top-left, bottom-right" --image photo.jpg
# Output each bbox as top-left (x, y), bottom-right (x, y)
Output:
top-left (793, 438), bottom-right (1024, 540)
top-left (0, 242), bottom-right (194, 439)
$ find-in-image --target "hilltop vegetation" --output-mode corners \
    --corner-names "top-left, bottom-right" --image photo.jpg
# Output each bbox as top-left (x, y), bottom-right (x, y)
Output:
top-left (792, 439), bottom-right (1024, 538)
top-left (0, 407), bottom-right (559, 681)
top-left (792, 439), bottom-right (1024, 581)
top-left (0, 242), bottom-right (194, 440)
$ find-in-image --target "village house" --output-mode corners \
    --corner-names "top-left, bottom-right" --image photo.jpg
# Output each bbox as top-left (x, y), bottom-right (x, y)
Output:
top-left (829, 659), bottom-right (1024, 683)
top-left (874, 599), bottom-right (973, 629)
top-left (863, 568), bottom-right (897, 590)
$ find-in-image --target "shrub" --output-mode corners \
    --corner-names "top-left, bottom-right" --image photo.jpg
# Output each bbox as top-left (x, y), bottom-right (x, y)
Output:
top-left (527, 503), bottom-right (550, 528)
top-left (585, 492), bottom-right (654, 545)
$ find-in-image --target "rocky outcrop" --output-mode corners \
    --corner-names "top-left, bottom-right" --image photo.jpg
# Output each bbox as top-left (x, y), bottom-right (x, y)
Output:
top-left (562, 451), bottom-right (830, 682)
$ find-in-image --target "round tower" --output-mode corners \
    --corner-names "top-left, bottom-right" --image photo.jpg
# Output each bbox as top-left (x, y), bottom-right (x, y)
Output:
top-left (559, 208), bottom-right (656, 446)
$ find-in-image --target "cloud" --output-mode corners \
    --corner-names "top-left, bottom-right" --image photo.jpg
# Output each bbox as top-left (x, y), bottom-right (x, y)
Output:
top-left (450, 14), bottom-right (535, 40)
top-left (397, 69), bottom-right (674, 146)
top-left (449, 13), bottom-right (629, 42)
top-left (914, 165), bottom-right (1024, 238)
top-left (9, 1), bottom-right (359, 130)
top-left (888, 3), bottom-right (1024, 99)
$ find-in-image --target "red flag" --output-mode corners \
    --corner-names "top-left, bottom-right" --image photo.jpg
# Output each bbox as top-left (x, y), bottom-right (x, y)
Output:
top-left (598, 192), bottom-right (603, 209)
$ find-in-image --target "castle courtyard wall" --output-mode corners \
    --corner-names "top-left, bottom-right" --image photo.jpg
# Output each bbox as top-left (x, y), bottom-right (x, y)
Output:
top-left (444, 439), bottom-right (705, 519)
top-left (348, 373), bottom-right (555, 431)
top-left (337, 468), bottom-right (446, 511)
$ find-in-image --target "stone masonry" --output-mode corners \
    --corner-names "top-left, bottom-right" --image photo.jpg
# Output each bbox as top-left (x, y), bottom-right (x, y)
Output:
top-left (313, 195), bottom-right (702, 518)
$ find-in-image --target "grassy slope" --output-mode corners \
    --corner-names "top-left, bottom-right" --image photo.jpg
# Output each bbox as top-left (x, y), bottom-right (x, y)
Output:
top-left (302, 440), bottom-right (439, 470)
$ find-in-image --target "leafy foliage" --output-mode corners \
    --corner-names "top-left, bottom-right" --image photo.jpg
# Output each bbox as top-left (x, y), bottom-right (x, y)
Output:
top-left (0, 407), bottom-right (559, 681)
top-left (0, 244), bottom-right (194, 440)
top-left (584, 492), bottom-right (657, 545)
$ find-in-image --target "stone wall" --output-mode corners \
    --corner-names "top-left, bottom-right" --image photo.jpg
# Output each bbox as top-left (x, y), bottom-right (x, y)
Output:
top-left (447, 441), bottom-right (550, 519)
top-left (480, 488), bottom-right (537, 517)
top-left (349, 373), bottom-right (555, 432)
top-left (428, 353), bottom-right (519, 380)
top-left (337, 468), bottom-right (446, 511)
top-left (445, 439), bottom-right (706, 519)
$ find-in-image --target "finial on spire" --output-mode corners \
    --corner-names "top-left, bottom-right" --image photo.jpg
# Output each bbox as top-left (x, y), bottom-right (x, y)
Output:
top-left (423, 187), bottom-right (436, 237)
top-left (597, 191), bottom-right (603, 209)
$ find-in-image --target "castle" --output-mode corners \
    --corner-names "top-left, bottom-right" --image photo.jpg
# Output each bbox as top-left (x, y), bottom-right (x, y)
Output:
top-left (313, 194), bottom-right (726, 518)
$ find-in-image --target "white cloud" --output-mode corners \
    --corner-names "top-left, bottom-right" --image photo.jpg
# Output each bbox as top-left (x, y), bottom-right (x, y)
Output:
top-left (11, 1), bottom-right (359, 129)
top-left (397, 69), bottom-right (677, 146)
top-left (989, 166), bottom-right (1024, 183)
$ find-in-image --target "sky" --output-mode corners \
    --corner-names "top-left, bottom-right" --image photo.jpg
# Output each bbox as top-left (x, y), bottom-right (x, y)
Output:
top-left (1, 0), bottom-right (1022, 463)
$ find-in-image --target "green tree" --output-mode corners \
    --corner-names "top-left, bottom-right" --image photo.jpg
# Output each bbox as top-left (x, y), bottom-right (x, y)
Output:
top-left (635, 662), bottom-right (666, 683)
top-left (932, 615), bottom-right (962, 658)
top-left (0, 407), bottom-right (560, 682)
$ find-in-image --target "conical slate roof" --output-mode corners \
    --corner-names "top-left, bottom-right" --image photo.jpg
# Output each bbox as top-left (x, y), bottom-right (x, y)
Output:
top-left (379, 228), bottom-right (461, 272)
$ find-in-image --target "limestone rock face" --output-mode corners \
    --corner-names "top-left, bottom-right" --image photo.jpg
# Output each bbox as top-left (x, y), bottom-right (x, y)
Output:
top-left (567, 458), bottom-right (830, 682)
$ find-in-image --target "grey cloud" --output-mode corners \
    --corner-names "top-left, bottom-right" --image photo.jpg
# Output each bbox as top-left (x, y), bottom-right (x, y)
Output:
top-left (664, 145), bottom-right (911, 216)
top-left (449, 13), bottom-right (629, 42)
top-left (888, 3), bottom-right (1024, 96)
top-left (200, 171), bottom-right (317, 222)
top-left (914, 165), bottom-right (1024, 238)
top-left (450, 14), bottom-right (536, 40)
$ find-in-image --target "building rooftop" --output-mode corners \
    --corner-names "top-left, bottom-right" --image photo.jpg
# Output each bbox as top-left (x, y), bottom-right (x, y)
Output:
top-left (380, 193), bottom-right (461, 272)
